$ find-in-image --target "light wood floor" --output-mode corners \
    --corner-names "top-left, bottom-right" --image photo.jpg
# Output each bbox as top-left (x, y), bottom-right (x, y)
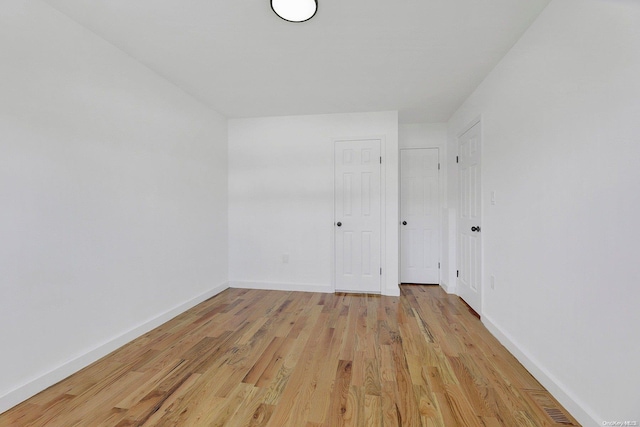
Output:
top-left (0, 286), bottom-right (579, 426)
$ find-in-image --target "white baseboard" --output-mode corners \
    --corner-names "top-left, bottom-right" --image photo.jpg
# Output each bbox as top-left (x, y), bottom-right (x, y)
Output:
top-left (383, 285), bottom-right (400, 297)
top-left (231, 280), bottom-right (402, 297)
top-left (439, 281), bottom-right (456, 294)
top-left (0, 282), bottom-right (229, 415)
top-left (482, 314), bottom-right (602, 427)
top-left (229, 280), bottom-right (333, 294)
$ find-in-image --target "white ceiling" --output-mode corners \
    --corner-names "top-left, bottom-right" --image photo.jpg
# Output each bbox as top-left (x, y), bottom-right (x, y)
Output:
top-left (42, 0), bottom-right (552, 123)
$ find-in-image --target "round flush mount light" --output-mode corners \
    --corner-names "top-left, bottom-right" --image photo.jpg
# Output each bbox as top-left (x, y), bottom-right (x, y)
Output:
top-left (271, 0), bottom-right (318, 23)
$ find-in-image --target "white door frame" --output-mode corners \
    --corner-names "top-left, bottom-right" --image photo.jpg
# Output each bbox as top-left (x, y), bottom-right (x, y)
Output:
top-left (332, 136), bottom-right (386, 293)
top-left (456, 117), bottom-right (483, 313)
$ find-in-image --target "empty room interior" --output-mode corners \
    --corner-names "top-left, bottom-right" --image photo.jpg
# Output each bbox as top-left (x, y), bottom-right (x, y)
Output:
top-left (1, 0), bottom-right (639, 426)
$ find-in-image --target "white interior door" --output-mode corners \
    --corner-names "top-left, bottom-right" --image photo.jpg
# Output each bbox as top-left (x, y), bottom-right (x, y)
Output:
top-left (334, 139), bottom-right (382, 293)
top-left (458, 122), bottom-right (482, 313)
top-left (400, 148), bottom-right (440, 284)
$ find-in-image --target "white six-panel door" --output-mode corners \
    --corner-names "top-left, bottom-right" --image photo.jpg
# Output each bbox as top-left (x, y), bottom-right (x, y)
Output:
top-left (458, 122), bottom-right (482, 313)
top-left (400, 148), bottom-right (440, 284)
top-left (334, 139), bottom-right (382, 293)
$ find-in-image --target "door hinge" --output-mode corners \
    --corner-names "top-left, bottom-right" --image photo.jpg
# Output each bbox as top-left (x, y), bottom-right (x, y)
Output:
top-left (380, 267), bottom-right (382, 275)
top-left (438, 163), bottom-right (441, 170)
top-left (456, 156), bottom-right (459, 163)
top-left (380, 156), bottom-right (382, 164)
top-left (438, 262), bottom-right (441, 269)
top-left (456, 270), bottom-right (459, 277)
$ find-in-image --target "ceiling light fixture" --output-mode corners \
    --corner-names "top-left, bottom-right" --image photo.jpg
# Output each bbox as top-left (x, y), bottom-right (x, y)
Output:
top-left (271, 0), bottom-right (317, 23)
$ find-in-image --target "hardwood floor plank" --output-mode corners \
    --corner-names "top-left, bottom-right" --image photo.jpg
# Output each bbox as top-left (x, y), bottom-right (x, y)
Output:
top-left (141, 374), bottom-right (225, 426)
top-left (137, 372), bottom-right (202, 426)
top-left (0, 286), bottom-right (580, 427)
top-left (242, 336), bottom-right (286, 385)
top-left (380, 381), bottom-right (401, 427)
top-left (326, 360), bottom-right (353, 427)
top-left (390, 340), bottom-right (422, 427)
top-left (363, 394), bottom-right (382, 427)
top-left (363, 358), bottom-right (382, 397)
top-left (413, 384), bottom-right (437, 421)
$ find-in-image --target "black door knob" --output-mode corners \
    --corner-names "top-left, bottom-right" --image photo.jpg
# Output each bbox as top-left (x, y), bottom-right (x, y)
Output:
top-left (471, 226), bottom-right (481, 232)
top-left (402, 221), bottom-right (407, 225)
top-left (336, 222), bottom-right (342, 227)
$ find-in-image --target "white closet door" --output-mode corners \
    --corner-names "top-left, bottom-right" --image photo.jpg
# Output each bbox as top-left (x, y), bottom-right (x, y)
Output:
top-left (458, 122), bottom-right (482, 313)
top-left (334, 139), bottom-right (382, 293)
top-left (400, 148), bottom-right (440, 284)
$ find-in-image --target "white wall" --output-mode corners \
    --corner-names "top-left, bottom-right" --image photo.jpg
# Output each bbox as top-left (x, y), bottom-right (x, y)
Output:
top-left (399, 123), bottom-right (446, 150)
top-left (229, 112), bottom-right (399, 296)
top-left (447, 0), bottom-right (640, 424)
top-left (0, 1), bottom-right (228, 412)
